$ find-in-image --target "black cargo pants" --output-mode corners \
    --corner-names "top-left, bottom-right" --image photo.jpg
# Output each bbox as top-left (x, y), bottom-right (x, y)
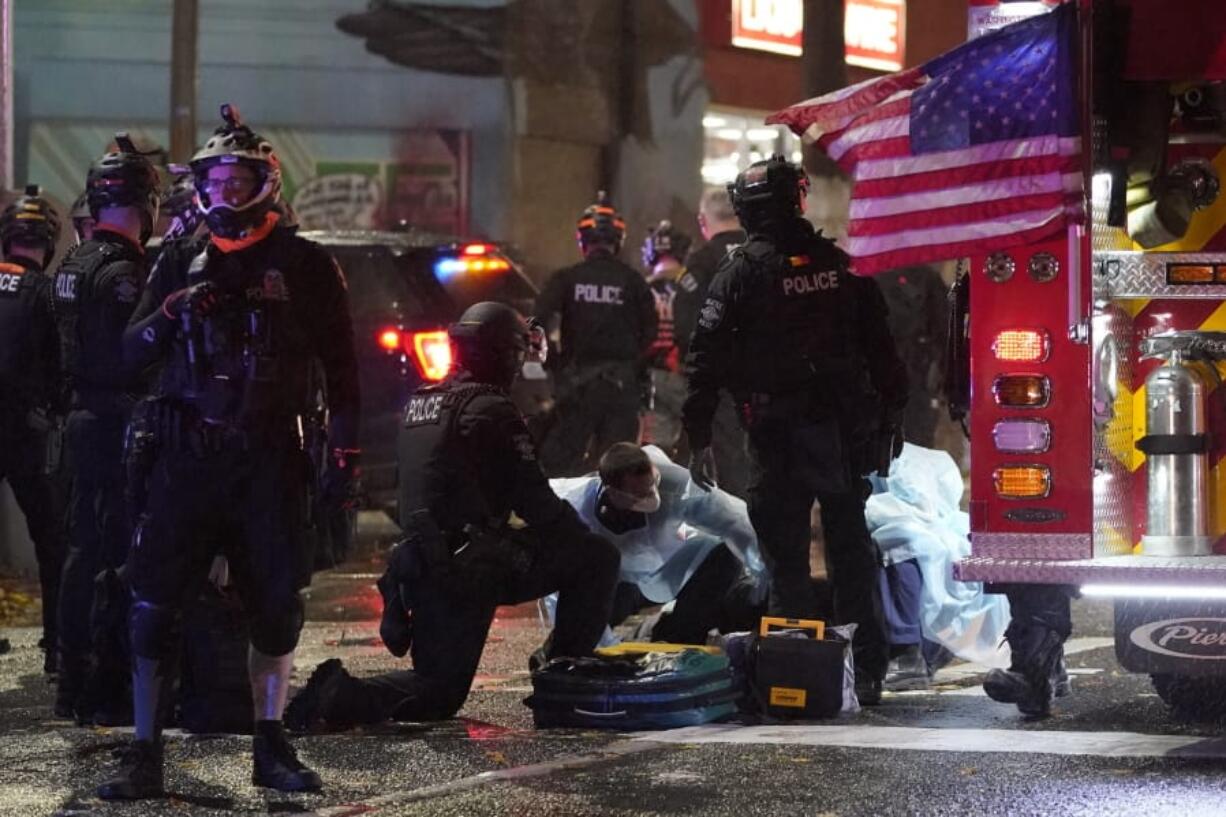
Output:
top-left (743, 399), bottom-right (889, 682)
top-left (322, 526), bottom-right (619, 726)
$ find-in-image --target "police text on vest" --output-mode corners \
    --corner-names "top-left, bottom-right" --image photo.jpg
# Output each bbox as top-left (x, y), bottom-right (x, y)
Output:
top-left (782, 271), bottom-right (839, 295)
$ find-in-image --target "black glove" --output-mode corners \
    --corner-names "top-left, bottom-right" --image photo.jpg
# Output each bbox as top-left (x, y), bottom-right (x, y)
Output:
top-left (161, 281), bottom-right (225, 321)
top-left (321, 448), bottom-right (362, 509)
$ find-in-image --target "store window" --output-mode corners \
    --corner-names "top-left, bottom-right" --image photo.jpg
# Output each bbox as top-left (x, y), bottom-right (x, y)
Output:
top-left (701, 109), bottom-right (802, 186)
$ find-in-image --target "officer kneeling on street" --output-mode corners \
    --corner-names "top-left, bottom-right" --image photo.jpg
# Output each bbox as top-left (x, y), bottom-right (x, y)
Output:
top-left (96, 105), bottom-right (361, 799)
top-left (285, 302), bottom-right (620, 733)
top-left (682, 154), bottom-right (908, 705)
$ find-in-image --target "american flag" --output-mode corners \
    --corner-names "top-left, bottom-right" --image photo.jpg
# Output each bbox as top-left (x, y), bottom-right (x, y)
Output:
top-left (767, 3), bottom-right (1081, 275)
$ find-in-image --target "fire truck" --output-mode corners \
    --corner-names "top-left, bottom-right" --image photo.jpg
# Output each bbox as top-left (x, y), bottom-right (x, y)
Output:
top-left (952, 0), bottom-right (1226, 716)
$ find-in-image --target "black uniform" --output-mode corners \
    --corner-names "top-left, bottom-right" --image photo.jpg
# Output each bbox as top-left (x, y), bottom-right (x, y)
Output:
top-left (0, 257), bottom-right (65, 654)
top-left (121, 225), bottom-right (359, 662)
top-left (535, 254), bottom-right (657, 475)
top-left (52, 230), bottom-right (148, 703)
top-left (679, 229), bottom-right (749, 498)
top-left (299, 374), bottom-right (618, 727)
top-left (875, 266), bottom-right (949, 447)
top-left (682, 219), bottom-right (907, 682)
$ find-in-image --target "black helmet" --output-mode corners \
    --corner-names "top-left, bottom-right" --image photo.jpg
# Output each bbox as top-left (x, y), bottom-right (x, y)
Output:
top-left (0, 184), bottom-right (61, 264)
top-left (70, 191), bottom-right (95, 242)
top-left (161, 165), bottom-right (202, 241)
top-left (448, 301), bottom-right (532, 389)
top-left (190, 103), bottom-right (282, 238)
top-left (85, 132), bottom-right (161, 242)
top-left (727, 154), bottom-right (809, 234)
top-left (576, 191), bottom-right (626, 256)
top-left (641, 219), bottom-right (692, 269)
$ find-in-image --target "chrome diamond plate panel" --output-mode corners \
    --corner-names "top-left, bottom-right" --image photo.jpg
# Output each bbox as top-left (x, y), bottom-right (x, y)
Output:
top-left (955, 554), bottom-right (1226, 585)
top-left (1096, 252), bottom-right (1226, 299)
top-left (1092, 302), bottom-right (1135, 557)
top-left (970, 532), bottom-right (1091, 560)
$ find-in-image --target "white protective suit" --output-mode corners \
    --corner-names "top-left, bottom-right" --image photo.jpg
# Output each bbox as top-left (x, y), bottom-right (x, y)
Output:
top-left (866, 443), bottom-right (1012, 668)
top-left (549, 445), bottom-right (768, 606)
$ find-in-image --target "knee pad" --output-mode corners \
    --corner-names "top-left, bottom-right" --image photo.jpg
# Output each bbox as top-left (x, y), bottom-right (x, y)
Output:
top-left (129, 598), bottom-right (180, 660)
top-left (249, 594), bottom-right (304, 657)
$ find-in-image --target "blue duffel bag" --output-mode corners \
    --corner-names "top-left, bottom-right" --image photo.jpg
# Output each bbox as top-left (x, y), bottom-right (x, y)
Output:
top-left (525, 648), bottom-right (740, 730)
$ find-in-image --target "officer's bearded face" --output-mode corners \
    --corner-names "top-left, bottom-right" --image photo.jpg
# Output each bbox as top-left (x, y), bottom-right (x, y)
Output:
top-left (203, 164), bottom-right (259, 208)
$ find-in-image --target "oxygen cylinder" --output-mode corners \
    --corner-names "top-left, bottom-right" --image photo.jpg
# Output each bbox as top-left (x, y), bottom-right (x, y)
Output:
top-left (1139, 354), bottom-right (1214, 556)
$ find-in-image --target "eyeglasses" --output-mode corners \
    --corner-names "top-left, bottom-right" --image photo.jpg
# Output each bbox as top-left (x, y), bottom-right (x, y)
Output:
top-left (199, 176), bottom-right (257, 194)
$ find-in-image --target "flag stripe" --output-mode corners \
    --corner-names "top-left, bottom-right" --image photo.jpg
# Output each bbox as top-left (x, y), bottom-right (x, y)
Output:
top-left (853, 153), bottom-right (1081, 198)
top-left (826, 115), bottom-right (912, 161)
top-left (766, 68), bottom-right (925, 133)
top-left (855, 136), bottom-right (1081, 180)
top-left (849, 191), bottom-right (1067, 236)
top-left (846, 207), bottom-right (1064, 255)
top-left (849, 217), bottom-right (1069, 276)
top-left (850, 171), bottom-right (1080, 219)
top-left (817, 96), bottom-right (915, 148)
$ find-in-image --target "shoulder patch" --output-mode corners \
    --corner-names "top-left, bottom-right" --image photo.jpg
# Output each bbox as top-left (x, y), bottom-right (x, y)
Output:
top-left (698, 297), bottom-right (724, 330)
top-left (678, 271), bottom-right (699, 293)
top-left (113, 272), bottom-right (140, 304)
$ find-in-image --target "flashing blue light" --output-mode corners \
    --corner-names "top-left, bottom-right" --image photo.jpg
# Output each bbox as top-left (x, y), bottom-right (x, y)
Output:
top-left (434, 257), bottom-right (467, 281)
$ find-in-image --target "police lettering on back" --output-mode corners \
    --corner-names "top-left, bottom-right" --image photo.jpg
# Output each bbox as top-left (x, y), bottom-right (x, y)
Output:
top-left (782, 269), bottom-right (839, 296)
top-left (0, 271), bottom-right (20, 293)
top-left (405, 393), bottom-right (444, 425)
top-left (573, 283), bottom-right (623, 305)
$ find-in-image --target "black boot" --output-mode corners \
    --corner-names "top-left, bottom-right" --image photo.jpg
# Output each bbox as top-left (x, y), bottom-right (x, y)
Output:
top-left (884, 645), bottom-right (930, 692)
top-left (97, 739), bottom-right (164, 800)
top-left (53, 656), bottom-right (87, 720)
top-left (252, 720), bottom-right (322, 792)
top-left (285, 659), bottom-right (352, 733)
top-left (984, 625), bottom-right (1066, 717)
top-left (855, 673), bottom-right (883, 706)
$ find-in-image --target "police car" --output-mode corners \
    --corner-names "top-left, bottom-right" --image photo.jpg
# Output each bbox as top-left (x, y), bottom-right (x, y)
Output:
top-left (301, 230), bottom-right (538, 526)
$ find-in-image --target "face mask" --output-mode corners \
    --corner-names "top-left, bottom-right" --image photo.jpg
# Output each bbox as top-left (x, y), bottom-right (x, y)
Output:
top-left (605, 469), bottom-right (662, 514)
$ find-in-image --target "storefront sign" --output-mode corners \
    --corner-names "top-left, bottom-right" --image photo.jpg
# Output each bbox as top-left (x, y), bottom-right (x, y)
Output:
top-left (731, 0), bottom-right (803, 57)
top-left (845, 0), bottom-right (905, 72)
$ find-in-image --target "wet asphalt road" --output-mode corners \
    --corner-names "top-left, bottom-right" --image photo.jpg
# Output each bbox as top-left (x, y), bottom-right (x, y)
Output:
top-left (2, 553), bottom-right (1225, 816)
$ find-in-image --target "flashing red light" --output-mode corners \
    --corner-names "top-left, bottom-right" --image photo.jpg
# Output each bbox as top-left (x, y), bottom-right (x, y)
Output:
top-left (411, 330), bottom-right (452, 381)
top-left (377, 327), bottom-right (402, 352)
top-left (462, 243), bottom-right (488, 256)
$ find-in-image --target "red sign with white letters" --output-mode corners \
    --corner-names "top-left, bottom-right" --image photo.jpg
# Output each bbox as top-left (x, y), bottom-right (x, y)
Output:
top-left (731, 0), bottom-right (803, 58)
top-left (845, 0), bottom-right (905, 72)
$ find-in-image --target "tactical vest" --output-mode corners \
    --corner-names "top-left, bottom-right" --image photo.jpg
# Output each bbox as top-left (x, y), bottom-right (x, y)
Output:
top-left (731, 236), bottom-right (858, 397)
top-left (397, 379), bottom-right (506, 536)
top-left (51, 240), bottom-right (122, 392)
top-left (161, 231), bottom-right (312, 431)
top-left (0, 261), bottom-right (47, 411)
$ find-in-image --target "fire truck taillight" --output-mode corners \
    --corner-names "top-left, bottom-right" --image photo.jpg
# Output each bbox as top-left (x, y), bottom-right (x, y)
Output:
top-left (992, 329), bottom-right (1050, 362)
top-left (993, 465), bottom-right (1051, 500)
top-left (993, 374), bottom-right (1050, 408)
top-left (410, 331), bottom-right (452, 381)
top-left (992, 419), bottom-right (1051, 453)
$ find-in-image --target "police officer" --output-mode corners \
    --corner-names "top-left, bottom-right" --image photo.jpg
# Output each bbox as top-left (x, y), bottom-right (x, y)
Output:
top-left (640, 220), bottom-right (696, 449)
top-left (678, 187), bottom-right (750, 498)
top-left (283, 302), bottom-right (618, 733)
top-left (0, 186), bottom-right (65, 674)
top-left (52, 135), bottom-right (160, 721)
top-left (682, 155), bottom-right (908, 704)
top-left (96, 105), bottom-right (361, 799)
top-left (535, 192), bottom-right (657, 476)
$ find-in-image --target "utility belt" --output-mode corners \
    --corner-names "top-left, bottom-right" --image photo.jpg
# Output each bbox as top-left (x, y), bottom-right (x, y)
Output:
top-left (129, 397), bottom-right (301, 458)
top-left (557, 360), bottom-right (641, 393)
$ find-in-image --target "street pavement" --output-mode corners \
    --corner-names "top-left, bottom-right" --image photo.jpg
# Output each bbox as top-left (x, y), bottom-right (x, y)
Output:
top-left (2, 537), bottom-right (1225, 816)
